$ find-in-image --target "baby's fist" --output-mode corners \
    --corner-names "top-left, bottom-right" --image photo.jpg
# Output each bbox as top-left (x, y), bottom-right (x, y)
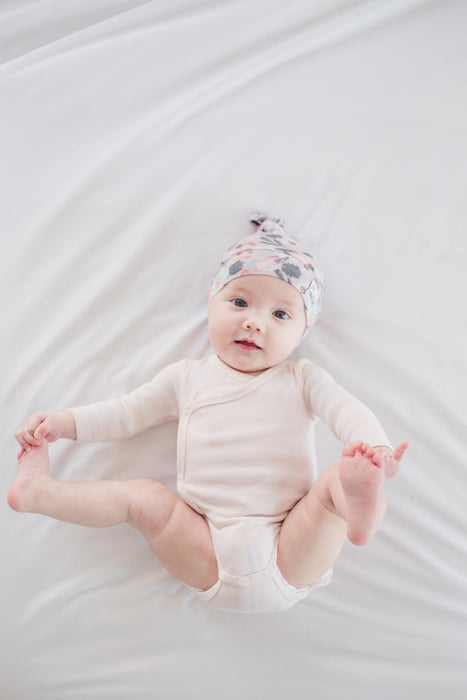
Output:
top-left (15, 412), bottom-right (67, 452)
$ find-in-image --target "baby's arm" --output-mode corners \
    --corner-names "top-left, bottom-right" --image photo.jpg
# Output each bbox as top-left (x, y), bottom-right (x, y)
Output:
top-left (15, 360), bottom-right (185, 449)
top-left (302, 362), bottom-right (408, 474)
top-left (15, 410), bottom-right (77, 452)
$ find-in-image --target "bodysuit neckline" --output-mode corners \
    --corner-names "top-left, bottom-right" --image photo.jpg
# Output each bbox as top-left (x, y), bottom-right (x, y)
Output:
top-left (212, 354), bottom-right (284, 384)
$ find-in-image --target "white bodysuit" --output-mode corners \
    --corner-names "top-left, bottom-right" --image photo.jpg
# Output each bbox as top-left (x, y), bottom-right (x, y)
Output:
top-left (70, 354), bottom-right (390, 613)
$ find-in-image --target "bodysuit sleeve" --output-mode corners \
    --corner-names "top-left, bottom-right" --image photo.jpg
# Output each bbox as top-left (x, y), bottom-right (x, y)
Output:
top-left (69, 360), bottom-right (185, 443)
top-left (300, 360), bottom-right (391, 448)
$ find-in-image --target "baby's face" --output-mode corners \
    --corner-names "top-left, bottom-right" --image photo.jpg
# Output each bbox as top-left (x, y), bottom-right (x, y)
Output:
top-left (208, 275), bottom-right (306, 375)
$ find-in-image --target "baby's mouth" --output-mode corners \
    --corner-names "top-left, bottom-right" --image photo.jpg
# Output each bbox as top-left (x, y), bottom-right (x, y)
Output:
top-left (235, 339), bottom-right (262, 350)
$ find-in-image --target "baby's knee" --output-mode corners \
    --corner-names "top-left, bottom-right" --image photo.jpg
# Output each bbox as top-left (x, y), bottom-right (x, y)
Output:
top-left (126, 479), bottom-right (176, 534)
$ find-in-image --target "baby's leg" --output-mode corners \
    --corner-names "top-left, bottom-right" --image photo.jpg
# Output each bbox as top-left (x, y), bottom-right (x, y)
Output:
top-left (8, 444), bottom-right (218, 590)
top-left (277, 444), bottom-right (406, 589)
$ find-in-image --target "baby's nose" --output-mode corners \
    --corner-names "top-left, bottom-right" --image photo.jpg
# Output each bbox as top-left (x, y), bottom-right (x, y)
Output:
top-left (242, 317), bottom-right (264, 333)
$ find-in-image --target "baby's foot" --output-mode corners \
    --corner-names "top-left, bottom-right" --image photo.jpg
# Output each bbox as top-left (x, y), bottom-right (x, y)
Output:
top-left (339, 452), bottom-right (386, 546)
top-left (8, 442), bottom-right (51, 513)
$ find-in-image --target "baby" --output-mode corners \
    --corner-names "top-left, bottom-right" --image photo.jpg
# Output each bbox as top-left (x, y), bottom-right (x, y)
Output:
top-left (10, 214), bottom-right (407, 614)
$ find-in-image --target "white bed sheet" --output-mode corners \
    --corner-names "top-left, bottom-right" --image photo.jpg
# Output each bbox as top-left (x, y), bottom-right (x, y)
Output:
top-left (1, 1), bottom-right (466, 698)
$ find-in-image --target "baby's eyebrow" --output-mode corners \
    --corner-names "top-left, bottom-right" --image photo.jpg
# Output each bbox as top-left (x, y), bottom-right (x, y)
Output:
top-left (227, 284), bottom-right (300, 308)
top-left (274, 297), bottom-right (301, 308)
top-left (228, 287), bottom-right (250, 297)
top-left (275, 299), bottom-right (294, 307)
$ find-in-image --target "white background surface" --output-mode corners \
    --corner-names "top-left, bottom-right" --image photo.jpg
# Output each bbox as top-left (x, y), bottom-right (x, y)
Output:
top-left (1, 1), bottom-right (466, 698)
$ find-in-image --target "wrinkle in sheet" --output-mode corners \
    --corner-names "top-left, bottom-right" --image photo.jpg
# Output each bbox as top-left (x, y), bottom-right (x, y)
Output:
top-left (2, 1), bottom-right (467, 698)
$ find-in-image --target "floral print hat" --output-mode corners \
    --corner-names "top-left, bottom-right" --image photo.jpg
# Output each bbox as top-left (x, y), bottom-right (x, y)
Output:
top-left (209, 213), bottom-right (324, 331)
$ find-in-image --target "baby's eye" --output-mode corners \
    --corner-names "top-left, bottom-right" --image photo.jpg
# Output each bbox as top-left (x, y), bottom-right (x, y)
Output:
top-left (273, 310), bottom-right (290, 320)
top-left (232, 298), bottom-right (247, 308)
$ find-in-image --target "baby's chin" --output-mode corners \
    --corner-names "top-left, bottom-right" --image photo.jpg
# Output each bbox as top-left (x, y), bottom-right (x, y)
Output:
top-left (217, 354), bottom-right (270, 376)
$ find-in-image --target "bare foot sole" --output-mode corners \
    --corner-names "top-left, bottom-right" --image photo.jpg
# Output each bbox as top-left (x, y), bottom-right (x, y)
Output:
top-left (8, 442), bottom-right (50, 513)
top-left (339, 454), bottom-right (386, 546)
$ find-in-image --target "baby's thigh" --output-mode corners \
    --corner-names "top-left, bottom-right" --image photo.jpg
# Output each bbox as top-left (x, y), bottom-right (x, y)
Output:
top-left (128, 480), bottom-right (218, 590)
top-left (277, 471), bottom-right (346, 588)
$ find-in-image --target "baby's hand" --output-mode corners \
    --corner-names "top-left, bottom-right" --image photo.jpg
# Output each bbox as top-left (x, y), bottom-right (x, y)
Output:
top-left (372, 443), bottom-right (408, 478)
top-left (342, 441), bottom-right (408, 479)
top-left (15, 411), bottom-right (75, 453)
top-left (362, 443), bottom-right (408, 479)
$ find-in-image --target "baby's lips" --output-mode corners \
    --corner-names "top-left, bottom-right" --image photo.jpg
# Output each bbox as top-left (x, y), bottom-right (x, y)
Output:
top-left (235, 338), bottom-right (262, 349)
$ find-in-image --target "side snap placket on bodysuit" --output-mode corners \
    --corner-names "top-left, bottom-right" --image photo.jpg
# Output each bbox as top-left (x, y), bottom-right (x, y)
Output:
top-left (175, 362), bottom-right (283, 510)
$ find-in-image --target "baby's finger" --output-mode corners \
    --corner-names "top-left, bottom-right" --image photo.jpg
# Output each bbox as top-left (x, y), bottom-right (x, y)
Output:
top-left (394, 442), bottom-right (409, 461)
top-left (34, 417), bottom-right (55, 442)
top-left (361, 445), bottom-right (384, 468)
top-left (342, 441), bottom-right (364, 458)
top-left (363, 448), bottom-right (384, 468)
top-left (34, 426), bottom-right (46, 440)
top-left (30, 414), bottom-right (51, 440)
top-left (362, 444), bottom-right (375, 457)
top-left (18, 414), bottom-right (47, 445)
top-left (22, 432), bottom-right (43, 447)
top-left (15, 431), bottom-right (32, 450)
top-left (385, 444), bottom-right (408, 479)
